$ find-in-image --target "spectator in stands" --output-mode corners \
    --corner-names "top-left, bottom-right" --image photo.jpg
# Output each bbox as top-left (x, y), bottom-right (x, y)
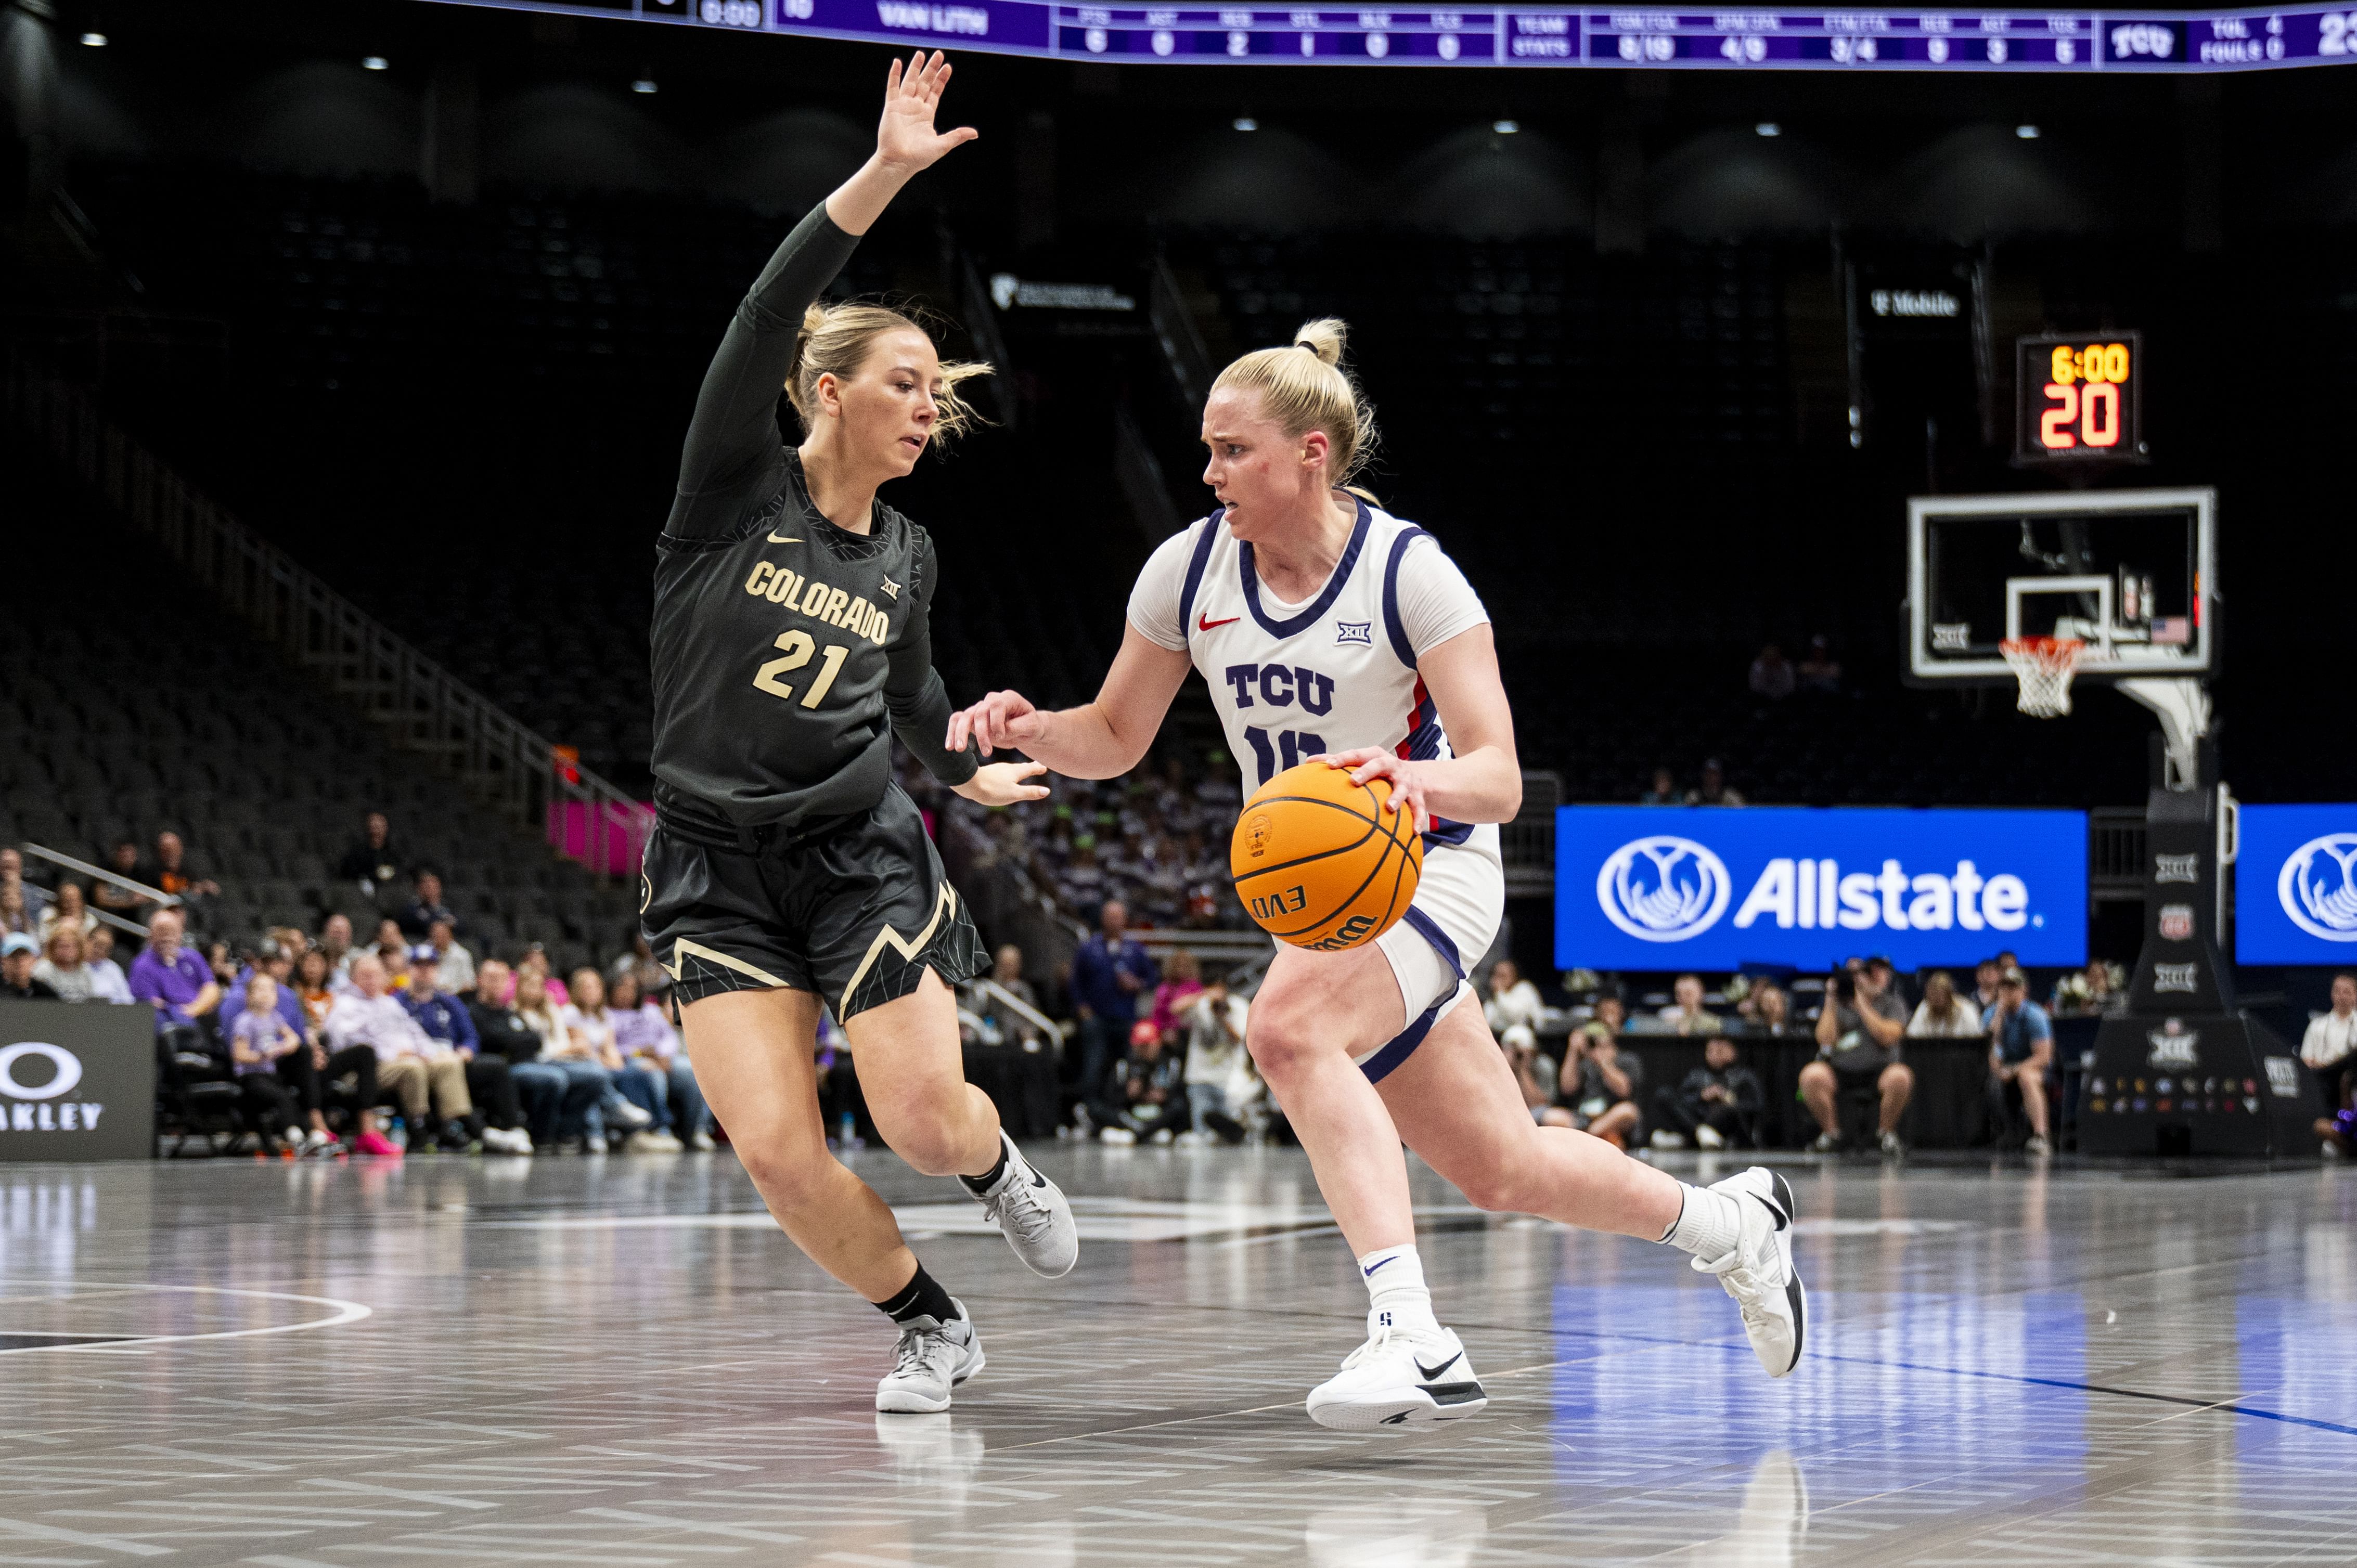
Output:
top-left (204, 940), bottom-right (238, 991)
top-left (1749, 982), bottom-right (1800, 1037)
top-left (1181, 979), bottom-right (1254, 1143)
top-left (398, 870), bottom-right (459, 942)
top-left (2300, 972), bottom-right (2357, 1112)
top-left (293, 947), bottom-right (338, 1035)
top-left (1800, 957), bottom-right (1913, 1155)
top-left (608, 933), bottom-right (666, 1004)
top-left (1986, 968), bottom-right (2054, 1156)
top-left (337, 811), bottom-right (403, 897)
top-left (0, 884), bottom-right (29, 938)
top-left (1686, 760), bottom-right (1745, 808)
top-left (1059, 835), bottom-right (1109, 912)
top-left (221, 936), bottom-right (305, 1048)
top-left (1640, 766), bottom-right (1681, 806)
top-left (1090, 1021), bottom-right (1188, 1144)
top-left (1558, 1032), bottom-right (1643, 1148)
top-left (1, 934), bottom-right (58, 1000)
top-left (327, 954), bottom-right (470, 1154)
top-left (142, 831), bottom-right (220, 911)
top-left (1658, 974), bottom-right (1722, 1035)
top-left (1971, 957), bottom-right (2004, 1017)
top-left (225, 974), bottom-right (311, 1151)
top-left (89, 840), bottom-right (151, 931)
top-left (425, 919), bottom-right (474, 994)
top-left (1797, 633), bottom-right (1842, 693)
top-left (318, 913), bottom-right (357, 978)
top-left (967, 944), bottom-right (1042, 1049)
top-left (552, 969), bottom-right (657, 1151)
top-left (281, 961), bottom-right (393, 1155)
top-left (466, 959), bottom-right (581, 1150)
top-left (1503, 1025), bottom-right (1563, 1126)
top-left (0, 850), bottom-right (47, 925)
top-left (1748, 643), bottom-right (1796, 702)
top-left (518, 947), bottom-right (571, 1008)
top-left (35, 882), bottom-right (93, 944)
top-left (82, 925), bottom-right (133, 1004)
top-left (33, 927), bottom-right (95, 1002)
top-left (1652, 1035), bottom-right (1762, 1151)
top-left (128, 909), bottom-right (220, 1044)
top-left (1150, 949), bottom-right (1203, 1048)
top-left (1576, 993), bottom-right (1627, 1048)
top-left (1069, 898), bottom-right (1156, 1104)
top-left (405, 949), bottom-right (530, 1154)
top-left (1907, 970), bottom-right (1981, 1038)
top-left (371, 918), bottom-right (406, 962)
top-left (611, 971), bottom-right (710, 1150)
top-left (2051, 960), bottom-right (2123, 1018)
top-left (1484, 959), bottom-right (1545, 1036)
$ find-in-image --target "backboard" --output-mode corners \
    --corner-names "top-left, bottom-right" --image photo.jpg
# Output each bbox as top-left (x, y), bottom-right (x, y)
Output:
top-left (1907, 488), bottom-right (2216, 684)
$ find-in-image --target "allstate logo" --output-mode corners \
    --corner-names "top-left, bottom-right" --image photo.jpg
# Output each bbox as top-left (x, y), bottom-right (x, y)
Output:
top-left (1596, 836), bottom-right (1731, 942)
top-left (2278, 833), bottom-right (2357, 942)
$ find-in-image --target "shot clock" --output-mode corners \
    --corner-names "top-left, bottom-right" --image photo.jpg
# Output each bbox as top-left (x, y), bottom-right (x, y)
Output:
top-left (2016, 331), bottom-right (2147, 464)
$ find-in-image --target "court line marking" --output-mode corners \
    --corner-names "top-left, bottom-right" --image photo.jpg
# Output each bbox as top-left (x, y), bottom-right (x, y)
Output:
top-left (0, 1284), bottom-right (371, 1355)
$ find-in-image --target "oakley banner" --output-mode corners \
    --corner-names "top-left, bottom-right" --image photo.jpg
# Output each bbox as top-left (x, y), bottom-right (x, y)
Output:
top-left (2234, 804), bottom-right (2357, 965)
top-left (1555, 806), bottom-right (2088, 971)
top-left (0, 1002), bottom-right (155, 1162)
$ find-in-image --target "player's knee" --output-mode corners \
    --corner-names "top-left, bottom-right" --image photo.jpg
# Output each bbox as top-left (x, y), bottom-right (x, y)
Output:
top-left (867, 1096), bottom-right (967, 1176)
top-left (1243, 1004), bottom-right (1322, 1081)
top-left (736, 1135), bottom-right (834, 1212)
top-left (1455, 1156), bottom-right (1530, 1214)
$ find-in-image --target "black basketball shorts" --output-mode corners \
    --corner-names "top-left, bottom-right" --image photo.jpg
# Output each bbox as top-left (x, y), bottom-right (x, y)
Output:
top-left (641, 783), bottom-right (987, 1019)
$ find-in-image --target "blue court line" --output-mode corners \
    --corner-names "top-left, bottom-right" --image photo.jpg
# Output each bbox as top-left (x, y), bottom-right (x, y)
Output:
top-left (1802, 1350), bottom-right (2357, 1439)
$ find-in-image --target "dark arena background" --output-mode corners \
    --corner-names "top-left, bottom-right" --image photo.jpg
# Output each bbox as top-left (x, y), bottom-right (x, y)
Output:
top-left (2, 1), bottom-right (2354, 1562)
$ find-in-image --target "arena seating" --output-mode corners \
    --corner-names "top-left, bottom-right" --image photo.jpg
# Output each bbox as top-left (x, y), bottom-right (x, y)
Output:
top-left (0, 460), bottom-right (638, 974)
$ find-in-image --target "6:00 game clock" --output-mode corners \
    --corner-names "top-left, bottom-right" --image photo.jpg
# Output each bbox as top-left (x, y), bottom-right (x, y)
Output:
top-left (2015, 330), bottom-right (2147, 464)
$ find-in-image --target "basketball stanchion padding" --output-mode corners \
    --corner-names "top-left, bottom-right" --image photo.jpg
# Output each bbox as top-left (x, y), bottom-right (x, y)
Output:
top-left (1230, 762), bottom-right (1423, 950)
top-left (1999, 635), bottom-right (2085, 718)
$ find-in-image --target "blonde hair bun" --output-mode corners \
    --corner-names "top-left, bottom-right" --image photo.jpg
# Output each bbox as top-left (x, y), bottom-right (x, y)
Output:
top-left (1209, 317), bottom-right (1379, 498)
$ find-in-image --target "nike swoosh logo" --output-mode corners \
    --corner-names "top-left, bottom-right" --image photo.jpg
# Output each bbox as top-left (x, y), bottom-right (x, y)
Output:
top-left (1197, 613), bottom-right (1240, 631)
top-left (767, 532), bottom-right (801, 543)
top-left (1029, 1170), bottom-right (1049, 1189)
top-left (1752, 1194), bottom-right (1789, 1232)
top-left (1363, 1257), bottom-right (1396, 1277)
top-left (1415, 1352), bottom-right (1462, 1381)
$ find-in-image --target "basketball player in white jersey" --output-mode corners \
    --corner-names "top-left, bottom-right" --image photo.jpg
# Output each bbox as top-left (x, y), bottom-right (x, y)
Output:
top-left (948, 321), bottom-right (1805, 1429)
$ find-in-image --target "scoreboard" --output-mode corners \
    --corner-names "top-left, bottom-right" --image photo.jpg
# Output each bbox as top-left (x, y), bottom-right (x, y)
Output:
top-left (2015, 331), bottom-right (2148, 464)
top-left (419, 1), bottom-right (2357, 73)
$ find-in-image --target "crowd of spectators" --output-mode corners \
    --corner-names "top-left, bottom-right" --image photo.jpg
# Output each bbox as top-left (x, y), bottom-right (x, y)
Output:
top-left (2, 812), bottom-right (710, 1160)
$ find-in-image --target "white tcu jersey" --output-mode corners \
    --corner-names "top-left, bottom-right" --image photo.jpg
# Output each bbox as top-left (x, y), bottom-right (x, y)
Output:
top-left (1129, 498), bottom-right (1492, 853)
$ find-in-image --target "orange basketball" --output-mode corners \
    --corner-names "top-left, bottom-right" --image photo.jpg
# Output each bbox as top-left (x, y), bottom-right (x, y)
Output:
top-left (1230, 762), bottom-right (1423, 951)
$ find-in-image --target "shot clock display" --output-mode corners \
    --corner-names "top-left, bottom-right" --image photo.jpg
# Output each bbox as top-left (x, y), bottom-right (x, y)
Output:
top-left (2016, 331), bottom-right (2147, 464)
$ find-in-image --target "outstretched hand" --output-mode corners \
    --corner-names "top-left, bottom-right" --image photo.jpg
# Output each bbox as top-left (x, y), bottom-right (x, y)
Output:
top-left (876, 51), bottom-right (977, 174)
top-left (955, 760), bottom-right (1051, 808)
top-left (946, 689), bottom-right (1046, 758)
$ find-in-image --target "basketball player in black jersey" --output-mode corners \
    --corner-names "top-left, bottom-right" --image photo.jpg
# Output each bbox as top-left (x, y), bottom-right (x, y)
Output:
top-left (641, 53), bottom-right (1076, 1414)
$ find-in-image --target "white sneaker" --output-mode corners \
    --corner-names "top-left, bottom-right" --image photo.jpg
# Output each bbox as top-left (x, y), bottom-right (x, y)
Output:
top-left (483, 1126), bottom-right (532, 1155)
top-left (625, 1130), bottom-right (684, 1153)
top-left (1695, 1123), bottom-right (1727, 1150)
top-left (610, 1100), bottom-right (654, 1130)
top-left (1694, 1166), bottom-right (1806, 1379)
top-left (1305, 1323), bottom-right (1487, 1431)
top-left (1100, 1125), bottom-right (1137, 1145)
top-left (2024, 1133), bottom-right (2052, 1157)
top-left (1807, 1131), bottom-right (1839, 1155)
top-left (584, 1134), bottom-right (609, 1155)
top-left (689, 1130), bottom-right (716, 1151)
top-left (875, 1299), bottom-right (985, 1414)
top-left (1650, 1130), bottom-right (1688, 1151)
top-left (963, 1132), bottom-right (1078, 1278)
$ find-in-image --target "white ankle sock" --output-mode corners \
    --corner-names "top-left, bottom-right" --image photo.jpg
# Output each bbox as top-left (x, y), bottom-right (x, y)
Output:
top-left (1357, 1243), bottom-right (1438, 1334)
top-left (1659, 1183), bottom-right (1744, 1261)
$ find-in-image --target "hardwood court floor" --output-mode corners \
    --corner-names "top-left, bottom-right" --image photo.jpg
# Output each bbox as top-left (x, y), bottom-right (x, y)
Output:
top-left (0, 1145), bottom-right (2350, 1566)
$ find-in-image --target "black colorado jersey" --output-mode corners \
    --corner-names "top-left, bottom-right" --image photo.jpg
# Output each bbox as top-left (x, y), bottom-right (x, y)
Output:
top-left (649, 202), bottom-right (978, 831)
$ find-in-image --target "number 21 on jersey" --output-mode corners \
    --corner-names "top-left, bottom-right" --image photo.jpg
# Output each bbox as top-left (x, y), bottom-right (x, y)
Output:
top-left (754, 630), bottom-right (849, 709)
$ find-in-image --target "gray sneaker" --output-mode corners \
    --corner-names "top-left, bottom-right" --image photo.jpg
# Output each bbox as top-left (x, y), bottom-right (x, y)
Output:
top-left (875, 1300), bottom-right (985, 1414)
top-left (965, 1132), bottom-right (1078, 1278)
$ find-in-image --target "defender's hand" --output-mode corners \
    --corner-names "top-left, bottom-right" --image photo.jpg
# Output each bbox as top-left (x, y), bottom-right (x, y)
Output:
top-left (876, 51), bottom-right (977, 174)
top-left (1315, 747), bottom-right (1431, 834)
top-left (946, 690), bottom-right (1044, 757)
top-left (955, 761), bottom-right (1051, 808)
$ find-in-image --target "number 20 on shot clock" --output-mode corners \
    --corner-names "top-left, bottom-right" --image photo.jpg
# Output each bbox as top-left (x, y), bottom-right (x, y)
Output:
top-left (2015, 330), bottom-right (2146, 464)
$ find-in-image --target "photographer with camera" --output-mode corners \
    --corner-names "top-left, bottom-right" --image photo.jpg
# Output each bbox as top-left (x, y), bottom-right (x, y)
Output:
top-left (1798, 957), bottom-right (1912, 1155)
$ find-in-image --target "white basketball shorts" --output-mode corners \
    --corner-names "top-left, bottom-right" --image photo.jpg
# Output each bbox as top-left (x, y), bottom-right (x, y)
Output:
top-left (1357, 823), bottom-right (1505, 1083)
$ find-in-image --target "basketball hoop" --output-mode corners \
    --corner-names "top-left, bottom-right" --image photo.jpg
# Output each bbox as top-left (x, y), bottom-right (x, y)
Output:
top-left (2000, 636), bottom-right (2084, 718)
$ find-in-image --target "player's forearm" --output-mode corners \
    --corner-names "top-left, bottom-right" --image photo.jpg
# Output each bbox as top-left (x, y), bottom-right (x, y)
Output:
top-left (1024, 704), bottom-right (1150, 780)
top-left (1414, 746), bottom-right (1522, 825)
top-left (823, 154), bottom-right (918, 238)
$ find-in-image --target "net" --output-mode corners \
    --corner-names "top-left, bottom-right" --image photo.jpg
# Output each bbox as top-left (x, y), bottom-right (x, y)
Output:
top-left (2000, 636), bottom-right (2084, 718)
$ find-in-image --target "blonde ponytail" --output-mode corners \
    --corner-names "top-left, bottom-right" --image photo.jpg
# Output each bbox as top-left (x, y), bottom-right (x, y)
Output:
top-left (1210, 317), bottom-right (1380, 500)
top-left (784, 299), bottom-right (993, 443)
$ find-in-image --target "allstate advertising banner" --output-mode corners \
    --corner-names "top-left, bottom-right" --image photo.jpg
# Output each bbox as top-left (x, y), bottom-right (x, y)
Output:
top-left (1555, 806), bottom-right (2088, 971)
top-left (2235, 804), bottom-right (2357, 964)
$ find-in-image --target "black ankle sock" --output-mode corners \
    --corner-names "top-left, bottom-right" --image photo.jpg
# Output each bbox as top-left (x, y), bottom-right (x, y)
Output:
top-left (957, 1141), bottom-right (1010, 1195)
top-left (873, 1263), bottom-right (958, 1326)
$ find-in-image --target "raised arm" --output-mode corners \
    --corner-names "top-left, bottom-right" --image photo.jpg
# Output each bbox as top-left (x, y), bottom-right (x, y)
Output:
top-left (667, 53), bottom-right (975, 536)
top-left (945, 624), bottom-right (1193, 780)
